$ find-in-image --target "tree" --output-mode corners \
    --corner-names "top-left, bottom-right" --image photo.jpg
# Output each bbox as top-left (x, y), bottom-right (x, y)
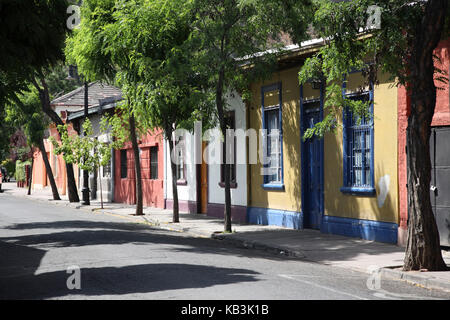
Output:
top-left (67, 0), bottom-right (211, 220)
top-left (0, 107), bottom-right (16, 163)
top-left (189, 0), bottom-right (312, 232)
top-left (50, 118), bottom-right (112, 208)
top-left (0, 0), bottom-right (69, 107)
top-left (66, 0), bottom-right (145, 215)
top-left (295, 0), bottom-right (449, 271)
top-left (0, 0), bottom-right (81, 202)
top-left (31, 75), bottom-right (81, 203)
top-left (103, 0), bottom-right (212, 223)
top-left (5, 88), bottom-right (61, 200)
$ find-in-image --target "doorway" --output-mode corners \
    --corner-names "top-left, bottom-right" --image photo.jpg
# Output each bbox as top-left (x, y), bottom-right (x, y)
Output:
top-left (199, 141), bottom-right (208, 214)
top-left (301, 101), bottom-right (324, 230)
top-left (430, 126), bottom-right (450, 247)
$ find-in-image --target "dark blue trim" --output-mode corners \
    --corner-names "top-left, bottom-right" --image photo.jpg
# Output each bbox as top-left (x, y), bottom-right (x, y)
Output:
top-left (261, 82), bottom-right (284, 187)
top-left (341, 76), bottom-right (375, 196)
top-left (247, 207), bottom-right (303, 229)
top-left (261, 183), bottom-right (285, 191)
top-left (321, 215), bottom-right (398, 244)
top-left (300, 83), bottom-right (325, 229)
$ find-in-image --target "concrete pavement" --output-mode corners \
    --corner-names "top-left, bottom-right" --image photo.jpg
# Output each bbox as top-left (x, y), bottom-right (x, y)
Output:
top-left (2, 182), bottom-right (450, 293)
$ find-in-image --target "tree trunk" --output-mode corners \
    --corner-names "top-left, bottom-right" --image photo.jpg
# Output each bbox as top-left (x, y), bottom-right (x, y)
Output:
top-left (33, 77), bottom-right (79, 202)
top-left (168, 131), bottom-right (180, 223)
top-left (403, 0), bottom-right (448, 271)
top-left (216, 65), bottom-right (232, 232)
top-left (27, 155), bottom-right (33, 195)
top-left (38, 139), bottom-right (61, 201)
top-left (129, 111), bottom-right (143, 216)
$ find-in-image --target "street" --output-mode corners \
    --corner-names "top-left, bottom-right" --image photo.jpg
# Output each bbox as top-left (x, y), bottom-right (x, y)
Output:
top-left (0, 194), bottom-right (449, 300)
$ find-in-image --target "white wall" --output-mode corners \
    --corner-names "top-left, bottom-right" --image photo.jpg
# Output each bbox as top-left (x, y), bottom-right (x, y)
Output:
top-left (79, 113), bottom-right (113, 202)
top-left (164, 91), bottom-right (247, 208)
top-left (207, 92), bottom-right (247, 207)
top-left (164, 132), bottom-right (198, 202)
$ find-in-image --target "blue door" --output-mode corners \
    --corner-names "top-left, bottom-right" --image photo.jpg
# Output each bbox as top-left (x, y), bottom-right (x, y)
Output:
top-left (303, 106), bottom-right (322, 229)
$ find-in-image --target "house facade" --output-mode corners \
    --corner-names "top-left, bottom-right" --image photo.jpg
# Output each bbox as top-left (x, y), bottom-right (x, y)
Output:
top-left (163, 91), bottom-right (248, 222)
top-left (246, 44), bottom-right (400, 244)
top-left (31, 121), bottom-right (79, 196)
top-left (205, 92), bottom-right (248, 223)
top-left (115, 129), bottom-right (165, 208)
top-left (67, 95), bottom-right (121, 203)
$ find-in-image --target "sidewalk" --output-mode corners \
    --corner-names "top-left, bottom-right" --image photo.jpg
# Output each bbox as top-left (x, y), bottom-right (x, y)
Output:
top-left (2, 182), bottom-right (450, 293)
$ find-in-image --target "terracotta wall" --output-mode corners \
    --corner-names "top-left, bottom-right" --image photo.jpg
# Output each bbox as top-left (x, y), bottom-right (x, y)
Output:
top-left (398, 38), bottom-right (450, 246)
top-left (114, 130), bottom-right (165, 208)
top-left (32, 123), bottom-right (80, 195)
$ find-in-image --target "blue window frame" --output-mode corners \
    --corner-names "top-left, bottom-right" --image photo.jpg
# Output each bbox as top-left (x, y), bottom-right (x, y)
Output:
top-left (341, 90), bottom-right (375, 196)
top-left (261, 82), bottom-right (284, 190)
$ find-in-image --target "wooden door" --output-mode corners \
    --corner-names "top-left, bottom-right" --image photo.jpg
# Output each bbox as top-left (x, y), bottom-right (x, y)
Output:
top-left (200, 141), bottom-right (208, 213)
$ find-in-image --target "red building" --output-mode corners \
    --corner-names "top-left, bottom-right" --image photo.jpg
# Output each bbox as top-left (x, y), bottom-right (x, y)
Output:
top-left (114, 131), bottom-right (165, 208)
top-left (398, 38), bottom-right (450, 247)
top-left (31, 82), bottom-right (165, 209)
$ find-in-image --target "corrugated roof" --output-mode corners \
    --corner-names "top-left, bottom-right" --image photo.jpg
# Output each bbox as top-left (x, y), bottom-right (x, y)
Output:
top-left (51, 81), bottom-right (122, 108)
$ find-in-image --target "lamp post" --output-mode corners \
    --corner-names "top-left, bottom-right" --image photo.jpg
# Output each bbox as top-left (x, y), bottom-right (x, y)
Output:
top-left (67, 65), bottom-right (90, 205)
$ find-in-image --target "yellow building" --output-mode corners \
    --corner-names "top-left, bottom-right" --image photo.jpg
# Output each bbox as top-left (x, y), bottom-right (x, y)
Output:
top-left (246, 45), bottom-right (399, 244)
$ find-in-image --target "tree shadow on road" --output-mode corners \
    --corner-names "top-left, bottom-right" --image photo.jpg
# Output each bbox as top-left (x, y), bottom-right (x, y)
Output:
top-left (1, 220), bottom-right (300, 261)
top-left (0, 260), bottom-right (260, 300)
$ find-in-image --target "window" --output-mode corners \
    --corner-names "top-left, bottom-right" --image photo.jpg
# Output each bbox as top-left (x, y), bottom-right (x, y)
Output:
top-left (265, 108), bottom-right (281, 183)
top-left (175, 135), bottom-right (186, 183)
top-left (120, 149), bottom-right (127, 179)
top-left (261, 83), bottom-right (283, 189)
top-left (150, 146), bottom-right (158, 180)
top-left (220, 111), bottom-right (237, 187)
top-left (341, 92), bottom-right (375, 195)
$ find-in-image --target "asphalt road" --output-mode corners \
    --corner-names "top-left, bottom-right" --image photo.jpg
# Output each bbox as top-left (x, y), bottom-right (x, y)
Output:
top-left (0, 194), bottom-right (449, 300)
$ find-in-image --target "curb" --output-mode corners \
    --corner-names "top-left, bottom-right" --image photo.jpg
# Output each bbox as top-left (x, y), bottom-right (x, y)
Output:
top-left (211, 233), bottom-right (306, 258)
top-left (380, 267), bottom-right (450, 293)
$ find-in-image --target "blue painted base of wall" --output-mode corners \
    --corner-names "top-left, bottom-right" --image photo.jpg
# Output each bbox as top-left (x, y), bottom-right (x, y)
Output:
top-left (247, 207), bottom-right (398, 244)
top-left (321, 215), bottom-right (398, 244)
top-left (247, 207), bottom-right (303, 229)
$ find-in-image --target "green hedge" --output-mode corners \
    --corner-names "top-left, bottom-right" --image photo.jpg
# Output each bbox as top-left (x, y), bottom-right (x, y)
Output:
top-left (15, 160), bottom-right (31, 182)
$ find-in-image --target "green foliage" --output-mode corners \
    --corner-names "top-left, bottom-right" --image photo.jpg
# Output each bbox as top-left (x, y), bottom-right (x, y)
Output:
top-left (50, 118), bottom-right (112, 173)
top-left (0, 105), bottom-right (15, 161)
top-left (0, 0), bottom-right (69, 106)
top-left (295, 0), bottom-right (449, 139)
top-left (5, 86), bottom-right (47, 146)
top-left (102, 102), bottom-right (130, 150)
top-left (67, 0), bottom-right (214, 140)
top-left (4, 64), bottom-right (82, 154)
top-left (15, 159), bottom-right (31, 182)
